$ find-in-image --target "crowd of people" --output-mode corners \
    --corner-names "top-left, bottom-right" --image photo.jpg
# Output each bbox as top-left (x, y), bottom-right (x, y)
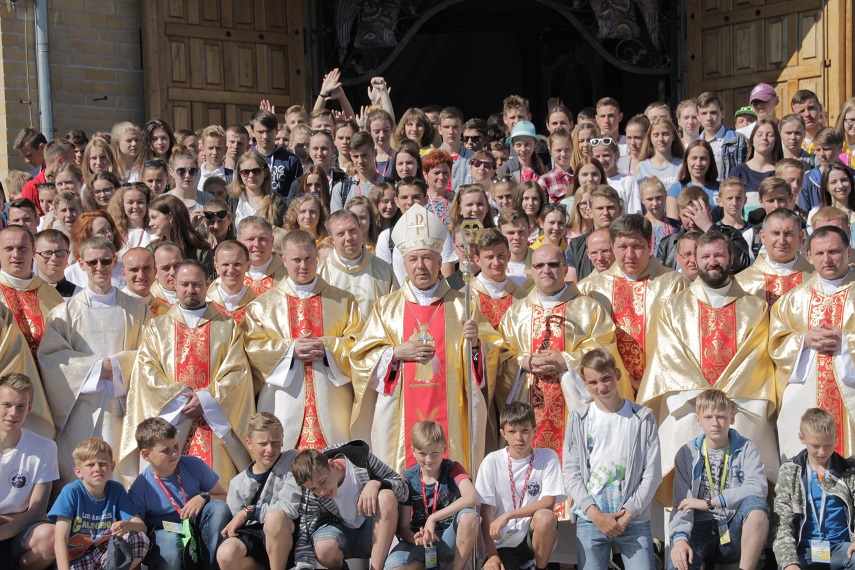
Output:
top-left (1, 69), bottom-right (855, 570)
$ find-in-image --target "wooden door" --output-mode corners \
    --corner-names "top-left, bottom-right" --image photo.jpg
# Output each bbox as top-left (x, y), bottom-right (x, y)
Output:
top-left (685, 0), bottom-right (851, 123)
top-left (141, 0), bottom-right (307, 130)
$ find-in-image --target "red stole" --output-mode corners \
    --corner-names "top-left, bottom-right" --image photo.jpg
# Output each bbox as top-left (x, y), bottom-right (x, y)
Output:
top-left (477, 291), bottom-right (514, 329)
top-left (698, 301), bottom-right (738, 386)
top-left (245, 275), bottom-right (274, 296)
top-left (212, 302), bottom-right (247, 325)
top-left (287, 295), bottom-right (328, 451)
top-left (175, 320), bottom-right (213, 466)
top-left (764, 272), bottom-right (803, 306)
top-left (149, 302), bottom-right (162, 317)
top-left (0, 285), bottom-right (44, 357)
top-left (612, 277), bottom-right (647, 380)
top-left (399, 300), bottom-right (448, 469)
top-left (809, 287), bottom-right (850, 455)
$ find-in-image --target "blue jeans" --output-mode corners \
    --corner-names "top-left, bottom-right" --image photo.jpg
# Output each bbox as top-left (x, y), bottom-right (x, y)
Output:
top-left (143, 499), bottom-right (231, 570)
top-left (576, 519), bottom-right (656, 570)
top-left (667, 495), bottom-right (770, 570)
top-left (799, 542), bottom-right (855, 570)
top-left (385, 509), bottom-right (478, 569)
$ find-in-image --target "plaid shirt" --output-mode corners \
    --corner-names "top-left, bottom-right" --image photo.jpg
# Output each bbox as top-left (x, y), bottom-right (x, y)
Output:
top-left (538, 165), bottom-right (574, 203)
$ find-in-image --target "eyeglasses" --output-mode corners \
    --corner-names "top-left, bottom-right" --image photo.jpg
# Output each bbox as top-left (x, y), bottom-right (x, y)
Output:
top-left (239, 167), bottom-right (264, 177)
top-left (590, 137), bottom-right (615, 147)
top-left (175, 167), bottom-right (199, 178)
top-left (463, 135), bottom-right (482, 143)
top-left (532, 261), bottom-right (564, 271)
top-left (491, 175), bottom-right (515, 184)
top-left (92, 187), bottom-right (115, 195)
top-left (203, 210), bottom-right (230, 220)
top-left (471, 160), bottom-right (495, 169)
top-left (83, 258), bottom-right (114, 268)
top-left (36, 249), bottom-right (69, 259)
top-left (144, 160), bottom-right (167, 168)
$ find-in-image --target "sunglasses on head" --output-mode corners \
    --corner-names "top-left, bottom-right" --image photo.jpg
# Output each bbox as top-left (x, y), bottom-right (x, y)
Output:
top-left (203, 210), bottom-right (230, 220)
top-left (491, 175), bottom-right (515, 184)
top-left (175, 167), bottom-right (199, 178)
top-left (239, 167), bottom-right (264, 177)
top-left (309, 129), bottom-right (331, 136)
top-left (463, 135), bottom-right (482, 143)
top-left (144, 159), bottom-right (167, 168)
top-left (590, 137), bottom-right (615, 147)
top-left (543, 203), bottom-right (567, 212)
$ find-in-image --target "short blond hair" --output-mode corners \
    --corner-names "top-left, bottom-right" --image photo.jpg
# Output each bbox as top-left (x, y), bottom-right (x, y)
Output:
top-left (800, 408), bottom-right (837, 438)
top-left (4, 171), bottom-right (31, 200)
top-left (812, 206), bottom-right (849, 226)
top-left (247, 412), bottom-right (283, 437)
top-left (0, 373), bottom-right (35, 400)
top-left (579, 348), bottom-right (617, 376)
top-left (411, 421), bottom-right (446, 450)
top-left (695, 389), bottom-right (734, 415)
top-left (73, 438), bottom-right (113, 464)
top-left (718, 177), bottom-right (746, 196)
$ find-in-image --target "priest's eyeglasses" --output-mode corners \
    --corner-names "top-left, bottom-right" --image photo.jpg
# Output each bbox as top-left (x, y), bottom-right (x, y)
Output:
top-left (83, 258), bottom-right (115, 268)
top-left (36, 249), bottom-right (69, 259)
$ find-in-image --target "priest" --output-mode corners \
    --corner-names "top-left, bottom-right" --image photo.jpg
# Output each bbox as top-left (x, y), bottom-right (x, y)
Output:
top-left (736, 208), bottom-right (814, 306)
top-left (148, 241), bottom-right (183, 306)
top-left (581, 215), bottom-right (686, 391)
top-left (238, 216), bottom-right (287, 295)
top-left (207, 240), bottom-right (256, 325)
top-left (38, 237), bottom-right (150, 485)
top-left (351, 205), bottom-right (500, 475)
top-left (469, 229), bottom-right (527, 329)
top-left (120, 259), bottom-right (254, 483)
top-left (771, 226), bottom-right (855, 459)
top-left (244, 230), bottom-right (362, 452)
top-left (576, 228), bottom-right (616, 293)
top-left (637, 232), bottom-right (777, 502)
top-left (121, 247), bottom-right (169, 316)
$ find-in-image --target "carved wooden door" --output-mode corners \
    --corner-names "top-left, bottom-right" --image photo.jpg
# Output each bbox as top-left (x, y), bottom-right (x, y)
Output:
top-left (141, 0), bottom-right (308, 129)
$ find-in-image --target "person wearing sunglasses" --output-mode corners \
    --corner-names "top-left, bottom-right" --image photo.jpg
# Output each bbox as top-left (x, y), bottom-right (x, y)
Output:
top-left (65, 210), bottom-right (126, 289)
top-left (167, 145), bottom-right (214, 219)
top-left (250, 109), bottom-right (303, 198)
top-left (462, 118), bottom-right (487, 153)
top-left (229, 150), bottom-right (287, 229)
top-left (202, 199), bottom-right (236, 250)
top-left (591, 136), bottom-right (642, 215)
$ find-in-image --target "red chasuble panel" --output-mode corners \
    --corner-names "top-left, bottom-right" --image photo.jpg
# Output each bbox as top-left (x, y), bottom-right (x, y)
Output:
top-left (0, 286), bottom-right (44, 356)
top-left (612, 277), bottom-right (647, 381)
top-left (175, 321), bottom-right (213, 466)
top-left (287, 295), bottom-right (328, 451)
top-left (698, 301), bottom-right (737, 386)
top-left (477, 291), bottom-right (514, 329)
top-left (764, 273), bottom-right (803, 306)
top-left (245, 275), bottom-right (274, 296)
top-left (212, 302), bottom-right (247, 325)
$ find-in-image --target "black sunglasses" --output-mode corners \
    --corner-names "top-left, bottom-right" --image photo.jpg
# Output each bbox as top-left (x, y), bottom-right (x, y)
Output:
top-left (204, 210), bottom-right (230, 220)
top-left (462, 135), bottom-right (482, 143)
top-left (239, 167), bottom-right (264, 177)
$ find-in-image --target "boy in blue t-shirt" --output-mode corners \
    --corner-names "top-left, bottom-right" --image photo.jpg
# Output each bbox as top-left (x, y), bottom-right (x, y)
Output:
top-left (386, 421), bottom-right (478, 570)
top-left (49, 438), bottom-right (148, 570)
top-left (128, 417), bottom-right (230, 570)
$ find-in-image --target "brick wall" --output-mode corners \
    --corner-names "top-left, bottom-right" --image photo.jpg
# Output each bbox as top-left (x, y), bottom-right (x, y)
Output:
top-left (0, 0), bottom-right (145, 172)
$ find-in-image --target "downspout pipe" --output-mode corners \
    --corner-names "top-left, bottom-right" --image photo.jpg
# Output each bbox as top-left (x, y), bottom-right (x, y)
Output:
top-left (34, 0), bottom-right (53, 137)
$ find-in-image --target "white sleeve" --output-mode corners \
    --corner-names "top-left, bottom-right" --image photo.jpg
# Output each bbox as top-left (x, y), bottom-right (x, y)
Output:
top-left (376, 230), bottom-right (393, 264)
top-left (160, 393), bottom-right (190, 425)
top-left (441, 232), bottom-right (459, 263)
top-left (474, 453), bottom-right (497, 506)
top-left (34, 437), bottom-right (59, 483)
top-left (537, 449), bottom-right (569, 502)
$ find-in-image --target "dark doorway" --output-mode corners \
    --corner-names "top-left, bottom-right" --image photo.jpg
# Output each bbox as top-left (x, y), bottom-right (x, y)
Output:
top-left (315, 0), bottom-right (672, 125)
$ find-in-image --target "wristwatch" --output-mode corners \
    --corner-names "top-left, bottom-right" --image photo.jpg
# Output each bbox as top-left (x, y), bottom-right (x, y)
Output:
top-left (200, 491), bottom-right (211, 503)
top-left (705, 498), bottom-right (714, 511)
top-left (244, 505), bottom-right (255, 518)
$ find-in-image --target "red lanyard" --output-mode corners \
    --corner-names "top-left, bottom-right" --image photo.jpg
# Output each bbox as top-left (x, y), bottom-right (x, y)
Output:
top-left (419, 472), bottom-right (439, 515)
top-left (154, 468), bottom-right (188, 515)
top-left (508, 450), bottom-right (535, 510)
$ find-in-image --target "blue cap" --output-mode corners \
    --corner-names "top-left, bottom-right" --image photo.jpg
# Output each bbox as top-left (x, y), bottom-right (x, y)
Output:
top-left (509, 121), bottom-right (540, 143)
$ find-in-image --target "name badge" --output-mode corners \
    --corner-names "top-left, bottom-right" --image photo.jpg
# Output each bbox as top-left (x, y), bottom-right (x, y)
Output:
top-left (716, 518), bottom-right (731, 545)
top-left (811, 539), bottom-right (831, 563)
top-left (425, 544), bottom-right (438, 569)
top-left (163, 520), bottom-right (183, 533)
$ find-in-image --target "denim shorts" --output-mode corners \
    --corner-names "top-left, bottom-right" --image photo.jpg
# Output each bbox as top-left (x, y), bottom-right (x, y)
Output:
top-left (0, 521), bottom-right (49, 570)
top-left (313, 517), bottom-right (375, 560)
top-left (385, 509), bottom-right (478, 569)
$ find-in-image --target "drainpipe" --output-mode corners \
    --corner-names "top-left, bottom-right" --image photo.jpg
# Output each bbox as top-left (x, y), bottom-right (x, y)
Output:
top-left (34, 0), bottom-right (53, 137)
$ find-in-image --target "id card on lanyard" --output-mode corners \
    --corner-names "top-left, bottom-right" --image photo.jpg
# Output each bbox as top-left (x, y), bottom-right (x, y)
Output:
top-left (806, 465), bottom-right (832, 563)
top-left (155, 468), bottom-right (188, 533)
top-left (420, 473), bottom-right (439, 569)
top-left (702, 439), bottom-right (731, 545)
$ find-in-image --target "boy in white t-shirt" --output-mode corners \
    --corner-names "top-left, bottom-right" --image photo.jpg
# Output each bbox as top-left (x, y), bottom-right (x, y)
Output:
top-left (0, 373), bottom-right (58, 570)
top-left (564, 348), bottom-right (661, 570)
top-left (476, 402), bottom-right (566, 570)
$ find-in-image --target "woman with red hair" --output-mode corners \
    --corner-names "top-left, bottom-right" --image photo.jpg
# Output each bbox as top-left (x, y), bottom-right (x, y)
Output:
top-left (65, 210), bottom-right (127, 289)
top-left (422, 149), bottom-right (454, 223)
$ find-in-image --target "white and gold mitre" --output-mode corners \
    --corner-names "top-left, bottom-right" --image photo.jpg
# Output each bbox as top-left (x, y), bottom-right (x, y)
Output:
top-left (392, 204), bottom-right (448, 255)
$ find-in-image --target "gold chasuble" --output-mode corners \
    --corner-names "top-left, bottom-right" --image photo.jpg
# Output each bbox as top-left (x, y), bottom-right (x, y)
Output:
top-left (244, 254), bottom-right (287, 296)
top-left (351, 280), bottom-right (501, 476)
top-left (120, 304), bottom-right (255, 485)
top-left (470, 276), bottom-right (528, 329)
top-left (497, 284), bottom-right (630, 519)
top-left (206, 279), bottom-right (256, 327)
top-left (736, 254), bottom-right (815, 307)
top-left (0, 303), bottom-right (52, 438)
top-left (581, 258), bottom-right (686, 389)
top-left (243, 277), bottom-right (362, 451)
top-left (38, 290), bottom-right (150, 486)
top-left (637, 280), bottom-right (777, 503)
top-left (318, 246), bottom-right (394, 320)
top-left (771, 272), bottom-right (855, 461)
top-left (0, 273), bottom-right (63, 359)
top-left (149, 281), bottom-right (176, 308)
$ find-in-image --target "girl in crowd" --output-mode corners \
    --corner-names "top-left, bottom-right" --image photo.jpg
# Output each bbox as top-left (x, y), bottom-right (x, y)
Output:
top-left (333, 118), bottom-right (358, 173)
top-left (621, 115), bottom-right (649, 176)
top-left (284, 195), bottom-right (330, 249)
top-left (539, 129), bottom-right (574, 203)
top-left (148, 193), bottom-right (214, 276)
top-left (836, 97), bottom-right (855, 165)
top-left (369, 182), bottom-right (398, 233)
top-left (808, 161), bottom-right (855, 243)
top-left (175, 129), bottom-right (200, 157)
top-left (468, 150), bottom-right (496, 194)
top-left (730, 118), bottom-right (782, 196)
top-left (531, 203), bottom-right (579, 283)
top-left (346, 196), bottom-right (379, 251)
top-left (779, 114), bottom-right (818, 170)
top-left (36, 183), bottom-right (59, 232)
top-left (567, 184), bottom-right (594, 239)
top-left (167, 145), bottom-right (212, 217)
top-left (545, 104), bottom-right (574, 134)
top-left (81, 137), bottom-right (115, 184)
top-left (635, 118), bottom-right (685, 189)
top-left (132, 119), bottom-right (176, 181)
top-left (53, 163), bottom-right (84, 196)
top-left (392, 142), bottom-right (423, 182)
top-left (570, 122), bottom-right (598, 172)
top-left (83, 171), bottom-right (120, 212)
top-left (108, 182), bottom-right (155, 256)
top-left (423, 150), bottom-right (454, 223)
top-left (65, 210), bottom-right (126, 288)
top-left (570, 157), bottom-right (607, 199)
top-left (513, 180), bottom-right (546, 242)
top-left (394, 108), bottom-right (437, 156)
top-left (367, 109), bottom-right (395, 179)
top-left (490, 175), bottom-right (517, 220)
top-left (667, 140), bottom-right (719, 218)
top-left (140, 159), bottom-right (169, 198)
top-left (500, 122), bottom-right (547, 182)
top-left (110, 121), bottom-right (141, 182)
top-left (449, 184), bottom-right (496, 231)
top-left (294, 164), bottom-right (332, 212)
top-left (639, 176), bottom-right (681, 255)
top-left (202, 199), bottom-right (236, 250)
top-left (676, 98), bottom-right (701, 148)
top-left (229, 150), bottom-right (287, 227)
top-left (591, 136), bottom-right (642, 214)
